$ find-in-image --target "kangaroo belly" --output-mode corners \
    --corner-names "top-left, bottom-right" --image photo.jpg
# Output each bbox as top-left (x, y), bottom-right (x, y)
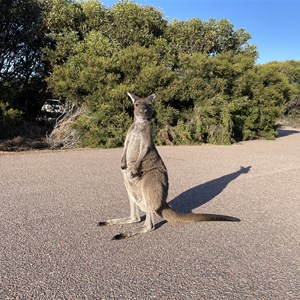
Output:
top-left (123, 171), bottom-right (147, 212)
top-left (126, 133), bottom-right (142, 168)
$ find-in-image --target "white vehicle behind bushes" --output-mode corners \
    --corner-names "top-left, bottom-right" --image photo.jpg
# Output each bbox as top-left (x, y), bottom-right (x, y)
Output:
top-left (41, 99), bottom-right (65, 115)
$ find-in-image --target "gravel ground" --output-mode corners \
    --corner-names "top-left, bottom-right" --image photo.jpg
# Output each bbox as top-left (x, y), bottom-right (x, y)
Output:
top-left (1, 127), bottom-right (300, 299)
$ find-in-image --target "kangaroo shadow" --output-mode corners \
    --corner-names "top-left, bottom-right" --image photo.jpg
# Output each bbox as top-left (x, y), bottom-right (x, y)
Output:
top-left (155, 166), bottom-right (251, 229)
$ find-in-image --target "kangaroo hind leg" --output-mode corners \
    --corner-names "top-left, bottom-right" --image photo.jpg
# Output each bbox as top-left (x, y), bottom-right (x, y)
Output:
top-left (111, 182), bottom-right (159, 240)
top-left (112, 204), bottom-right (155, 240)
top-left (98, 186), bottom-right (141, 227)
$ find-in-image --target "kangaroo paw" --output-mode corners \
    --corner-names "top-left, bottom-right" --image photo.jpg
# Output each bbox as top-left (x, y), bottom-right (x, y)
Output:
top-left (112, 233), bottom-right (127, 240)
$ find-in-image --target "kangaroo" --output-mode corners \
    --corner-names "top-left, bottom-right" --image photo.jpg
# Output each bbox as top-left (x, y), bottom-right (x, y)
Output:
top-left (98, 92), bottom-right (240, 240)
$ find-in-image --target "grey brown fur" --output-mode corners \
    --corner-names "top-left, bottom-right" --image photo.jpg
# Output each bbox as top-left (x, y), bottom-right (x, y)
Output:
top-left (98, 93), bottom-right (240, 240)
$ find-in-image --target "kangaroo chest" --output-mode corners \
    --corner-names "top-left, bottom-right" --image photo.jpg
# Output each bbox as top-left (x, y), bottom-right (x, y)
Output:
top-left (126, 122), bottom-right (147, 163)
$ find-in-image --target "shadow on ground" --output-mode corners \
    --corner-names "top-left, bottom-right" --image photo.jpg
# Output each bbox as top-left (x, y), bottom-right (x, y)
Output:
top-left (155, 166), bottom-right (251, 229)
top-left (277, 128), bottom-right (299, 138)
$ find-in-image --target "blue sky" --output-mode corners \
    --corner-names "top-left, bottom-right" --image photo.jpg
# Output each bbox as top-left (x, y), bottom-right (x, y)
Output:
top-left (101, 0), bottom-right (300, 64)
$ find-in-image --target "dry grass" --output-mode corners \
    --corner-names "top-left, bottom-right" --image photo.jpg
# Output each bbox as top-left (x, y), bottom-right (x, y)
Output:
top-left (0, 136), bottom-right (49, 152)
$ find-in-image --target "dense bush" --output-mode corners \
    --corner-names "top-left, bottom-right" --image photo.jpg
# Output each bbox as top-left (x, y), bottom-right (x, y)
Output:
top-left (0, 102), bottom-right (23, 139)
top-left (1, 0), bottom-right (299, 146)
top-left (44, 0), bottom-right (299, 146)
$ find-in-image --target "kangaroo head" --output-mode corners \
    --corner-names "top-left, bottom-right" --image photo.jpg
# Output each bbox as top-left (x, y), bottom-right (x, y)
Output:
top-left (127, 92), bottom-right (156, 121)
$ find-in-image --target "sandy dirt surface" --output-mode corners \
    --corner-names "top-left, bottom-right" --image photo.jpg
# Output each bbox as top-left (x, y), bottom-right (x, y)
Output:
top-left (1, 127), bottom-right (300, 299)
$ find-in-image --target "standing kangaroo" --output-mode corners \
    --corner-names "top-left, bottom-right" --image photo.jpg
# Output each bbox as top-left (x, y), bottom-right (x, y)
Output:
top-left (98, 93), bottom-right (240, 240)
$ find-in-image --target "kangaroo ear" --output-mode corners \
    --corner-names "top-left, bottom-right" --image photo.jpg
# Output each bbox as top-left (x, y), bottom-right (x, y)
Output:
top-left (146, 93), bottom-right (156, 103)
top-left (127, 92), bottom-right (138, 103)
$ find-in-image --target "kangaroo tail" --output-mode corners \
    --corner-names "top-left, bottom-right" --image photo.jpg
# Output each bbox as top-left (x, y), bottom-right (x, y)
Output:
top-left (158, 206), bottom-right (240, 223)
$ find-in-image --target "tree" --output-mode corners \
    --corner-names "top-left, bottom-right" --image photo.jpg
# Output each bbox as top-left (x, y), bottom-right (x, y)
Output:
top-left (164, 18), bottom-right (254, 56)
top-left (0, 0), bottom-right (47, 119)
top-left (41, 0), bottom-right (297, 147)
top-left (259, 61), bottom-right (300, 127)
top-left (107, 0), bottom-right (166, 48)
top-left (232, 63), bottom-right (293, 139)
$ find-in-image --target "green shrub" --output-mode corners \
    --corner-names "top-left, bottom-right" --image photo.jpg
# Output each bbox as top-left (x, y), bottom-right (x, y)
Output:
top-left (0, 102), bottom-right (23, 139)
top-left (43, 1), bottom-right (298, 147)
top-left (74, 103), bottom-right (131, 148)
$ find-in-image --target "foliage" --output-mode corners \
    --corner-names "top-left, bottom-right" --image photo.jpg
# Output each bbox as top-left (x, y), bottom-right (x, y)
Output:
top-left (44, 0), bottom-right (298, 146)
top-left (0, 0), bottom-right (48, 118)
top-left (74, 103), bottom-right (131, 148)
top-left (1, 0), bottom-right (299, 146)
top-left (266, 61), bottom-right (300, 126)
top-left (0, 102), bottom-right (23, 139)
top-left (0, 0), bottom-right (46, 80)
